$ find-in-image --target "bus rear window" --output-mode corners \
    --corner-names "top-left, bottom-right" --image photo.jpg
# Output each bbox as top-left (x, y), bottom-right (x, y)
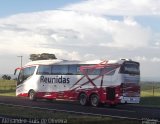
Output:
top-left (120, 62), bottom-right (140, 75)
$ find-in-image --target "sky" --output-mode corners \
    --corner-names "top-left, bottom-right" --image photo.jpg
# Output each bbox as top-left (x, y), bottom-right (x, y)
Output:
top-left (0, 0), bottom-right (160, 81)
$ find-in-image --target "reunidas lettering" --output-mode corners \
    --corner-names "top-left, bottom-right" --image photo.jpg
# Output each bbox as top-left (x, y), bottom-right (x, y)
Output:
top-left (40, 76), bottom-right (70, 84)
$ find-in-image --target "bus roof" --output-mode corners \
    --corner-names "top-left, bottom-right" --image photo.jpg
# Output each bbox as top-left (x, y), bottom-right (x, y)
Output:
top-left (24, 59), bottom-right (134, 67)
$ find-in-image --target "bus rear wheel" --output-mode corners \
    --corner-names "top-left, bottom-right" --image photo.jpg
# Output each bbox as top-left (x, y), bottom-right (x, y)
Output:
top-left (29, 90), bottom-right (37, 101)
top-left (90, 94), bottom-right (100, 107)
top-left (79, 93), bottom-right (88, 106)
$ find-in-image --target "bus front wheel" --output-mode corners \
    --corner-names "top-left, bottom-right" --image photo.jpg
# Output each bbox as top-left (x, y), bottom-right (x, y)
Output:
top-left (29, 90), bottom-right (37, 101)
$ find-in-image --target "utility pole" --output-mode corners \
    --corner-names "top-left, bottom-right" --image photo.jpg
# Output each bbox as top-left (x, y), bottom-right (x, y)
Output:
top-left (17, 56), bottom-right (23, 68)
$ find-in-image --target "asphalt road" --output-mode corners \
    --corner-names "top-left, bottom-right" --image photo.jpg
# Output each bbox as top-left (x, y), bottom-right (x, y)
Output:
top-left (0, 96), bottom-right (160, 121)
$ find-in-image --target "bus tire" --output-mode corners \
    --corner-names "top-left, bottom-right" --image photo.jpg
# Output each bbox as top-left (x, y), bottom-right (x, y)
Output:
top-left (90, 94), bottom-right (100, 107)
top-left (79, 93), bottom-right (88, 106)
top-left (29, 90), bottom-right (37, 101)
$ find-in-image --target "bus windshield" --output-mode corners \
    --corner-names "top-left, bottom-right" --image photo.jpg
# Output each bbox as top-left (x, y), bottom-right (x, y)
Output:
top-left (120, 62), bottom-right (140, 75)
top-left (17, 66), bottom-right (36, 85)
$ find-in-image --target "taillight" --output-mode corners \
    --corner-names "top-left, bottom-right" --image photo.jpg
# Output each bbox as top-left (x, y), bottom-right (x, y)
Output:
top-left (115, 93), bottom-right (119, 97)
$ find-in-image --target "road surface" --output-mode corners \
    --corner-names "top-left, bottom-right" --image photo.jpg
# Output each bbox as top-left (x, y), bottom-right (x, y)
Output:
top-left (0, 96), bottom-right (160, 121)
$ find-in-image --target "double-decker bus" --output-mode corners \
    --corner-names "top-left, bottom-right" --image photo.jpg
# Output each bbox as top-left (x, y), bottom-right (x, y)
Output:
top-left (14, 59), bottom-right (140, 107)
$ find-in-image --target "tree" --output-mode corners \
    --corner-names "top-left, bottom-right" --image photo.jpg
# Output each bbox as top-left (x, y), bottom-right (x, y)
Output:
top-left (2, 75), bottom-right (11, 80)
top-left (29, 53), bottom-right (57, 61)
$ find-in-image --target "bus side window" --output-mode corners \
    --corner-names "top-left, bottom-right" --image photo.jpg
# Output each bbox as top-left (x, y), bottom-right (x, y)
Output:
top-left (68, 65), bottom-right (78, 75)
top-left (52, 65), bottom-right (68, 75)
top-left (102, 67), bottom-right (116, 75)
top-left (77, 65), bottom-right (83, 75)
top-left (87, 69), bottom-right (101, 75)
top-left (37, 65), bottom-right (51, 75)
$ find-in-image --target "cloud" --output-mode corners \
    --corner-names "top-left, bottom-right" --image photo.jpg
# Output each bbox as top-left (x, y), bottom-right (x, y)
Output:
top-left (151, 57), bottom-right (160, 62)
top-left (64, 0), bottom-right (160, 16)
top-left (0, 10), bottom-right (152, 57)
top-left (31, 48), bottom-right (81, 60)
top-left (134, 56), bottom-right (160, 63)
top-left (134, 56), bottom-right (147, 61)
top-left (0, 1), bottom-right (159, 79)
top-left (0, 0), bottom-right (159, 66)
top-left (100, 16), bottom-right (151, 48)
top-left (152, 33), bottom-right (160, 48)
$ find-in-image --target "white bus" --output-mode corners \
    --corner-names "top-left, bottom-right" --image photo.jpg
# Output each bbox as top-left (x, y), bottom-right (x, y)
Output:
top-left (14, 59), bottom-right (140, 107)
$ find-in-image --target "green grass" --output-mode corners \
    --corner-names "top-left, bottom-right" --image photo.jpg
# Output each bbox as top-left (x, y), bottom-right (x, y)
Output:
top-left (0, 104), bottom-right (140, 124)
top-left (0, 79), bottom-right (16, 96)
top-left (140, 82), bottom-right (160, 107)
top-left (140, 97), bottom-right (160, 107)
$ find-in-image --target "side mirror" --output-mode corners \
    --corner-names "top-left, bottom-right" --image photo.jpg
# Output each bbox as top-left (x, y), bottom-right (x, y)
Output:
top-left (14, 67), bottom-right (22, 75)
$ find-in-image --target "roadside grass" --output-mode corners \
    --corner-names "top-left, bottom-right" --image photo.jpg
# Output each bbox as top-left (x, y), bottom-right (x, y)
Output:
top-left (140, 82), bottom-right (160, 96)
top-left (0, 79), bottom-right (16, 96)
top-left (0, 104), bottom-right (140, 124)
top-left (140, 97), bottom-right (160, 107)
top-left (140, 82), bottom-right (160, 107)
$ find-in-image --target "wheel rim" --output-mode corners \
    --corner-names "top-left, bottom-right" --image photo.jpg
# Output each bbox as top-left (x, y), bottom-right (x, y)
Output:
top-left (30, 92), bottom-right (34, 99)
top-left (29, 91), bottom-right (36, 100)
top-left (91, 95), bottom-right (99, 106)
top-left (80, 94), bottom-right (87, 105)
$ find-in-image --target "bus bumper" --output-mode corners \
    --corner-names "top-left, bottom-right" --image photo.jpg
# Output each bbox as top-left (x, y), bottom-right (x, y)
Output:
top-left (120, 96), bottom-right (140, 103)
